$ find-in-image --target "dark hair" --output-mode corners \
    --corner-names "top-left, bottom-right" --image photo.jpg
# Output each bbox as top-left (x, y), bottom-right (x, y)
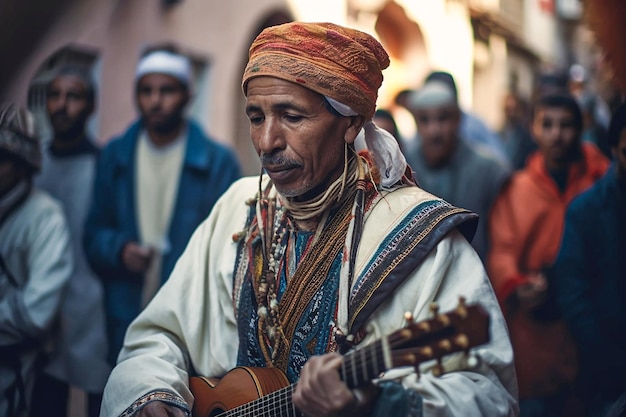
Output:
top-left (532, 92), bottom-right (583, 132)
top-left (321, 96), bottom-right (343, 117)
top-left (393, 89), bottom-right (415, 107)
top-left (536, 71), bottom-right (568, 93)
top-left (47, 65), bottom-right (97, 104)
top-left (374, 108), bottom-right (401, 139)
top-left (425, 71), bottom-right (458, 100)
top-left (608, 101), bottom-right (626, 148)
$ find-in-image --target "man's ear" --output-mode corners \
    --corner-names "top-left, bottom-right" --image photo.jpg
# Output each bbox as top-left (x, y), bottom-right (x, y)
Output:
top-left (344, 115), bottom-right (366, 144)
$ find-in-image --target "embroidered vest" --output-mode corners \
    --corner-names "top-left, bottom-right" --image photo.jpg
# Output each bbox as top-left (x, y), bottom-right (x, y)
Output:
top-left (233, 189), bottom-right (477, 382)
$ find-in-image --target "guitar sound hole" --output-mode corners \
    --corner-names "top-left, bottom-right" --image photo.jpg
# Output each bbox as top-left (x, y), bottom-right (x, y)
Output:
top-left (209, 409), bottom-right (224, 417)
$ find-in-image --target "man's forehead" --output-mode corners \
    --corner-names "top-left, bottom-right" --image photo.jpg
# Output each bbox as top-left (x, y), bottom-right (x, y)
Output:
top-left (415, 105), bottom-right (457, 115)
top-left (246, 76), bottom-right (315, 95)
top-left (137, 73), bottom-right (186, 88)
top-left (246, 77), bottom-right (323, 106)
top-left (49, 75), bottom-right (89, 91)
top-left (535, 106), bottom-right (575, 119)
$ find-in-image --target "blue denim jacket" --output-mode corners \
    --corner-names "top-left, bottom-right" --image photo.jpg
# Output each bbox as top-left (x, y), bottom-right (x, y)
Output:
top-left (84, 119), bottom-right (240, 363)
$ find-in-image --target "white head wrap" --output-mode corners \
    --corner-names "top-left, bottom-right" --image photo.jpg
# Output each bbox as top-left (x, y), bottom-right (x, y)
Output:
top-left (325, 96), bottom-right (407, 189)
top-left (407, 81), bottom-right (456, 110)
top-left (135, 51), bottom-right (192, 86)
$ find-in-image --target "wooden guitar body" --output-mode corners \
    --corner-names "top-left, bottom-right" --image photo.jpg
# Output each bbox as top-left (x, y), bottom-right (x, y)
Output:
top-left (190, 366), bottom-right (290, 417)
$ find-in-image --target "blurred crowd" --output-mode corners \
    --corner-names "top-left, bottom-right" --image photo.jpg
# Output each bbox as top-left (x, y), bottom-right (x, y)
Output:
top-left (1, 39), bottom-right (625, 417)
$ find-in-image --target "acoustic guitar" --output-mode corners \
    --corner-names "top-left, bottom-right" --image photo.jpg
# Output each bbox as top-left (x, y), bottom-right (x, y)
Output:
top-left (190, 298), bottom-right (490, 417)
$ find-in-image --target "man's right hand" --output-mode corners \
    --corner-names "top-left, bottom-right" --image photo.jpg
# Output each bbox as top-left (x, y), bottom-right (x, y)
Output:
top-left (121, 242), bottom-right (153, 273)
top-left (516, 272), bottom-right (548, 311)
top-left (136, 401), bottom-right (187, 417)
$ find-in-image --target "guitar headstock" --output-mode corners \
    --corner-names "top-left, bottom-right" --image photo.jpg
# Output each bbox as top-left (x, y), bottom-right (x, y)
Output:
top-left (386, 297), bottom-right (490, 374)
top-left (340, 298), bottom-right (491, 388)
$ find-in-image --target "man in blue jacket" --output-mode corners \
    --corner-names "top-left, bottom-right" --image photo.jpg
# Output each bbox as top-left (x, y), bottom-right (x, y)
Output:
top-left (551, 101), bottom-right (626, 417)
top-left (84, 45), bottom-right (240, 365)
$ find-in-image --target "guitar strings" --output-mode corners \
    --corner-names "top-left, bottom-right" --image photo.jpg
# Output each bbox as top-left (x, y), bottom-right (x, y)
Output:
top-left (341, 340), bottom-right (385, 388)
top-left (215, 383), bottom-right (298, 417)
top-left (214, 341), bottom-right (386, 416)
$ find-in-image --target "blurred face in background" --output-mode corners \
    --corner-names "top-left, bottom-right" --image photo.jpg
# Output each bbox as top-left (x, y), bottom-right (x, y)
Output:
top-left (532, 106), bottom-right (581, 171)
top-left (414, 104), bottom-right (460, 168)
top-left (46, 75), bottom-right (93, 140)
top-left (374, 113), bottom-right (399, 139)
top-left (136, 74), bottom-right (188, 134)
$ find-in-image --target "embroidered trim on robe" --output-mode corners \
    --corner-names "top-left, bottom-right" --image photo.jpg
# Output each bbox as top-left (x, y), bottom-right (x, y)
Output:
top-left (348, 199), bottom-right (477, 334)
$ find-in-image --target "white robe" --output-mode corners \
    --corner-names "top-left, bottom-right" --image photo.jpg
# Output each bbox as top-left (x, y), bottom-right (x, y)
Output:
top-left (0, 189), bottom-right (73, 417)
top-left (101, 176), bottom-right (518, 417)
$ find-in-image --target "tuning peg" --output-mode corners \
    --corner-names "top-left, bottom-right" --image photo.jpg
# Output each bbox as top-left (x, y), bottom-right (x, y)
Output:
top-left (432, 358), bottom-right (444, 377)
top-left (438, 339), bottom-right (452, 352)
top-left (403, 311), bottom-right (414, 327)
top-left (437, 313), bottom-right (451, 326)
top-left (456, 296), bottom-right (468, 318)
top-left (465, 352), bottom-right (481, 369)
top-left (453, 334), bottom-right (470, 350)
top-left (419, 346), bottom-right (434, 359)
top-left (430, 303), bottom-right (451, 325)
top-left (429, 302), bottom-right (439, 316)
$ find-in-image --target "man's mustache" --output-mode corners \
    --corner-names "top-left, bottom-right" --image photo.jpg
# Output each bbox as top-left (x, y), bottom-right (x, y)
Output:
top-left (260, 153), bottom-right (300, 168)
top-left (146, 107), bottom-right (163, 115)
top-left (425, 136), bottom-right (445, 146)
top-left (50, 110), bottom-right (68, 121)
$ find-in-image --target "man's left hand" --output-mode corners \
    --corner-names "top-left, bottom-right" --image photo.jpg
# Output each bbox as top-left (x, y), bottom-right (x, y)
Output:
top-left (293, 353), bottom-right (379, 417)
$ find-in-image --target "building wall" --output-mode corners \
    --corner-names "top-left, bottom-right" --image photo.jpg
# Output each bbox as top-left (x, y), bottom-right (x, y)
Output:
top-left (398, 0), bottom-right (476, 110)
top-left (473, 33), bottom-right (509, 130)
top-left (523, 0), bottom-right (558, 64)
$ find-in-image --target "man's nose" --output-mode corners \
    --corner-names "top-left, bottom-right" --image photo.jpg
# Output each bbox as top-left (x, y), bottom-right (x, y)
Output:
top-left (257, 120), bottom-right (284, 154)
top-left (53, 94), bottom-right (68, 110)
top-left (548, 124), bottom-right (563, 139)
top-left (147, 90), bottom-right (163, 107)
top-left (427, 120), bottom-right (443, 136)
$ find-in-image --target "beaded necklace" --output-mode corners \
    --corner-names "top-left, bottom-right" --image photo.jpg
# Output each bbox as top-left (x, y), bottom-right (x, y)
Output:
top-left (254, 150), bottom-right (360, 365)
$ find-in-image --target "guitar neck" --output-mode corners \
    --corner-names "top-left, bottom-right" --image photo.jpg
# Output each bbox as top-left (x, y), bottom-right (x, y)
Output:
top-left (219, 341), bottom-right (387, 417)
top-left (340, 339), bottom-right (388, 388)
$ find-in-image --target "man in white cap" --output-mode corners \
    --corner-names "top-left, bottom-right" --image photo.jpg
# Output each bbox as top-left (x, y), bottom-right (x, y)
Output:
top-left (0, 103), bottom-right (72, 417)
top-left (84, 45), bottom-right (241, 366)
top-left (406, 80), bottom-right (511, 263)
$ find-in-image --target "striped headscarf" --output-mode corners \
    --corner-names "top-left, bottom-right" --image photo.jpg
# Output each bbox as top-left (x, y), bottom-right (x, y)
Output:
top-left (0, 103), bottom-right (40, 171)
top-left (242, 22), bottom-right (390, 120)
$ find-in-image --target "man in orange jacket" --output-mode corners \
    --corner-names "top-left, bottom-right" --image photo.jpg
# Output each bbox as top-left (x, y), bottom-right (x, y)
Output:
top-left (488, 92), bottom-right (610, 417)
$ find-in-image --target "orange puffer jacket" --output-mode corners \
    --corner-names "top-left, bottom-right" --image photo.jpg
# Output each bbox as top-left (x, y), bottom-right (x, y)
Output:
top-left (488, 142), bottom-right (609, 301)
top-left (488, 141), bottom-right (609, 400)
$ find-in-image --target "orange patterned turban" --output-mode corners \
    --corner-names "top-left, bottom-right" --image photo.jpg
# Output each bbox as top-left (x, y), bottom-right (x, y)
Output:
top-left (242, 22), bottom-right (390, 120)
